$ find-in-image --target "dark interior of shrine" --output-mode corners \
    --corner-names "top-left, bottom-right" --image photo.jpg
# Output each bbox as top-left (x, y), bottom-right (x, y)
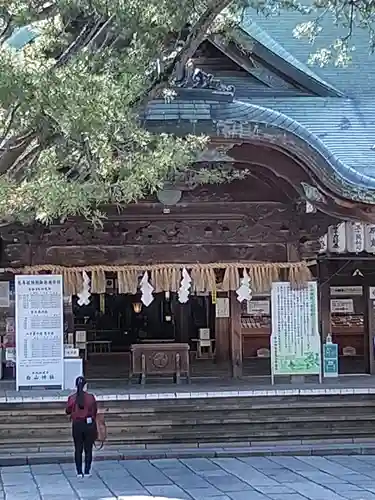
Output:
top-left (72, 291), bottom-right (222, 380)
top-left (73, 292), bottom-right (215, 351)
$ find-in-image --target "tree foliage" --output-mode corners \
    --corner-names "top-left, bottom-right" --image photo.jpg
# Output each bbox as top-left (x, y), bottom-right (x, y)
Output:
top-left (0, 0), bottom-right (372, 224)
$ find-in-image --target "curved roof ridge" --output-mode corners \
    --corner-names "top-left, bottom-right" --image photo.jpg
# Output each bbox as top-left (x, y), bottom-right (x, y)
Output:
top-left (241, 18), bottom-right (342, 95)
top-left (215, 99), bottom-right (375, 200)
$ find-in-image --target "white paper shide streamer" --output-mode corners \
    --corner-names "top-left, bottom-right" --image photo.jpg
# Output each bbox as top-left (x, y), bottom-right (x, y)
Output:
top-left (77, 271), bottom-right (91, 306)
top-left (178, 268), bottom-right (191, 303)
top-left (140, 271), bottom-right (154, 306)
top-left (236, 269), bottom-right (252, 303)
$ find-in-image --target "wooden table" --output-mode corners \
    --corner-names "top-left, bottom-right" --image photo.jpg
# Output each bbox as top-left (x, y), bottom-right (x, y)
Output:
top-left (129, 343), bottom-right (190, 385)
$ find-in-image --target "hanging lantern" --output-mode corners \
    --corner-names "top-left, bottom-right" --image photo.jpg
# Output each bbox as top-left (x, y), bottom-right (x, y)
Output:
top-left (327, 223), bottom-right (346, 253)
top-left (132, 302), bottom-right (142, 313)
top-left (364, 225), bottom-right (375, 254)
top-left (346, 222), bottom-right (364, 253)
top-left (319, 233), bottom-right (328, 253)
top-left (156, 188), bottom-right (182, 206)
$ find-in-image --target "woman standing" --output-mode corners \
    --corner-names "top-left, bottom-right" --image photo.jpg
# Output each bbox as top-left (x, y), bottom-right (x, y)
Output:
top-left (66, 376), bottom-right (97, 478)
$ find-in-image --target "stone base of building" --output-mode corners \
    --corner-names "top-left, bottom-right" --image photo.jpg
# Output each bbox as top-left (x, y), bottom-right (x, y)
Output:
top-left (1, 377), bottom-right (375, 455)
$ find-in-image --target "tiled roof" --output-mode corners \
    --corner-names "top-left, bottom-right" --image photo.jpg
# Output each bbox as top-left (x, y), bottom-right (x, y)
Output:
top-left (145, 97), bottom-right (375, 202)
top-left (5, 26), bottom-right (38, 49)
top-left (241, 19), bottom-right (341, 94)
top-left (243, 10), bottom-right (375, 98)
top-left (236, 10), bottom-right (375, 198)
top-left (241, 96), bottom-right (375, 181)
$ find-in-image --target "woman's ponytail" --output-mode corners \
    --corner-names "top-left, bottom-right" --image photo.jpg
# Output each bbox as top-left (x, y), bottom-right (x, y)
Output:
top-left (75, 376), bottom-right (86, 410)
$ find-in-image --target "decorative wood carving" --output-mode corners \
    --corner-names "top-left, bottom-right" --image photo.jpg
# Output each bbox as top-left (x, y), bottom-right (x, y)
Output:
top-left (25, 243), bottom-right (288, 267)
top-left (0, 135), bottom-right (351, 269)
top-left (0, 196), bottom-right (338, 267)
top-left (38, 208), bottom-right (294, 246)
top-left (226, 141), bottom-right (375, 224)
top-left (299, 240), bottom-right (321, 260)
top-left (181, 178), bottom-right (291, 203)
top-left (298, 212), bottom-right (341, 239)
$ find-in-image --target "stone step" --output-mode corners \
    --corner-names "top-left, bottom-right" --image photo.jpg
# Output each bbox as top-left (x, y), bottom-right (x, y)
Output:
top-left (3, 393), bottom-right (375, 411)
top-left (3, 393), bottom-right (375, 450)
top-left (3, 408), bottom-right (375, 424)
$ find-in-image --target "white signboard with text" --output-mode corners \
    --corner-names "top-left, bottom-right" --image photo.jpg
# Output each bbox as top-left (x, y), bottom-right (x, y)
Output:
top-left (271, 281), bottom-right (321, 379)
top-left (15, 275), bottom-right (64, 390)
top-left (330, 298), bottom-right (354, 313)
top-left (247, 299), bottom-right (270, 316)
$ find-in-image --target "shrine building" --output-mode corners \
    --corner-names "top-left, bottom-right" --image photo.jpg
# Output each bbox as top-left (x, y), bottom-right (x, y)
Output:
top-left (2, 9), bottom-right (375, 383)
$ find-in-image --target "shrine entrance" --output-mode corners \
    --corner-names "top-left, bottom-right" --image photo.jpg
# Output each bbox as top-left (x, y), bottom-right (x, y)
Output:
top-left (63, 260), bottom-right (314, 381)
top-left (2, 139), bottom-right (374, 383)
top-left (72, 285), bottom-right (219, 380)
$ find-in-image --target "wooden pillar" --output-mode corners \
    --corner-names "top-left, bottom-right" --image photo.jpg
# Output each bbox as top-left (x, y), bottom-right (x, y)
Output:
top-left (63, 295), bottom-right (75, 343)
top-left (366, 286), bottom-right (374, 374)
top-left (318, 260), bottom-right (330, 343)
top-left (286, 242), bottom-right (299, 262)
top-left (215, 292), bottom-right (230, 362)
top-left (175, 300), bottom-right (190, 344)
top-left (229, 292), bottom-right (242, 378)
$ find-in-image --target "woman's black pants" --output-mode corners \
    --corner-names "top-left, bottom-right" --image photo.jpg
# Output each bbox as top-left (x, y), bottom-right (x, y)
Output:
top-left (72, 420), bottom-right (96, 475)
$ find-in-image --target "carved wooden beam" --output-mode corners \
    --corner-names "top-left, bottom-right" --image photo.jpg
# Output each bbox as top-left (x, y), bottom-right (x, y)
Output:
top-left (1, 202), bottom-right (300, 243)
top-left (0, 243), bottom-right (289, 267)
top-left (0, 201), bottom-right (337, 268)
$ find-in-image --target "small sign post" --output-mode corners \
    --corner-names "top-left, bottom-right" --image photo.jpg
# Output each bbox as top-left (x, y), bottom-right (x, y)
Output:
top-left (323, 340), bottom-right (338, 378)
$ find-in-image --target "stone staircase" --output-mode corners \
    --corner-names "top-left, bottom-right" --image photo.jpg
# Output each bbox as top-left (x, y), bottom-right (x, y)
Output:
top-left (1, 393), bottom-right (375, 451)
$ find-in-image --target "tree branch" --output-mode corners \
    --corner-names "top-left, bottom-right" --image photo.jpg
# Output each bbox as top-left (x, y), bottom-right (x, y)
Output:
top-left (0, 133), bottom-right (36, 175)
top-left (54, 17), bottom-right (106, 68)
top-left (0, 103), bottom-right (21, 147)
top-left (8, 140), bottom-right (42, 180)
top-left (0, 11), bottom-right (12, 43)
top-left (85, 14), bottom-right (115, 52)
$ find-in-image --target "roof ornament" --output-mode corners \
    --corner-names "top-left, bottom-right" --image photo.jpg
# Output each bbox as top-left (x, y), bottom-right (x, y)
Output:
top-left (175, 58), bottom-right (235, 94)
top-left (301, 182), bottom-right (326, 204)
top-left (305, 201), bottom-right (316, 213)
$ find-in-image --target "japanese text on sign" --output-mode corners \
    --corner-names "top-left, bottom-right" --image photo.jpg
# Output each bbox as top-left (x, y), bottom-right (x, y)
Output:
top-left (15, 275), bottom-right (64, 390)
top-left (271, 281), bottom-right (321, 376)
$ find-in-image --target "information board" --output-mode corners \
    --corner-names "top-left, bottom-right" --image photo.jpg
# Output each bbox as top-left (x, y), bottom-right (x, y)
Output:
top-left (271, 281), bottom-right (321, 378)
top-left (15, 275), bottom-right (64, 390)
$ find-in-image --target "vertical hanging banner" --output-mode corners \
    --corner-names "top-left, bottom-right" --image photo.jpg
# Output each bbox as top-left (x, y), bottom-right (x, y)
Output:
top-left (271, 281), bottom-right (321, 378)
top-left (15, 275), bottom-right (64, 390)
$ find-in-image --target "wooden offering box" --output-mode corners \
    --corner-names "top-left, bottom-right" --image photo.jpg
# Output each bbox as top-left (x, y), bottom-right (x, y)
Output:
top-left (129, 343), bottom-right (190, 384)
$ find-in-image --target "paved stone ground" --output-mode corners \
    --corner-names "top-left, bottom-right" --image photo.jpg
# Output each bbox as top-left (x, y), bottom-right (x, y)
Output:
top-left (3, 455), bottom-right (375, 500)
